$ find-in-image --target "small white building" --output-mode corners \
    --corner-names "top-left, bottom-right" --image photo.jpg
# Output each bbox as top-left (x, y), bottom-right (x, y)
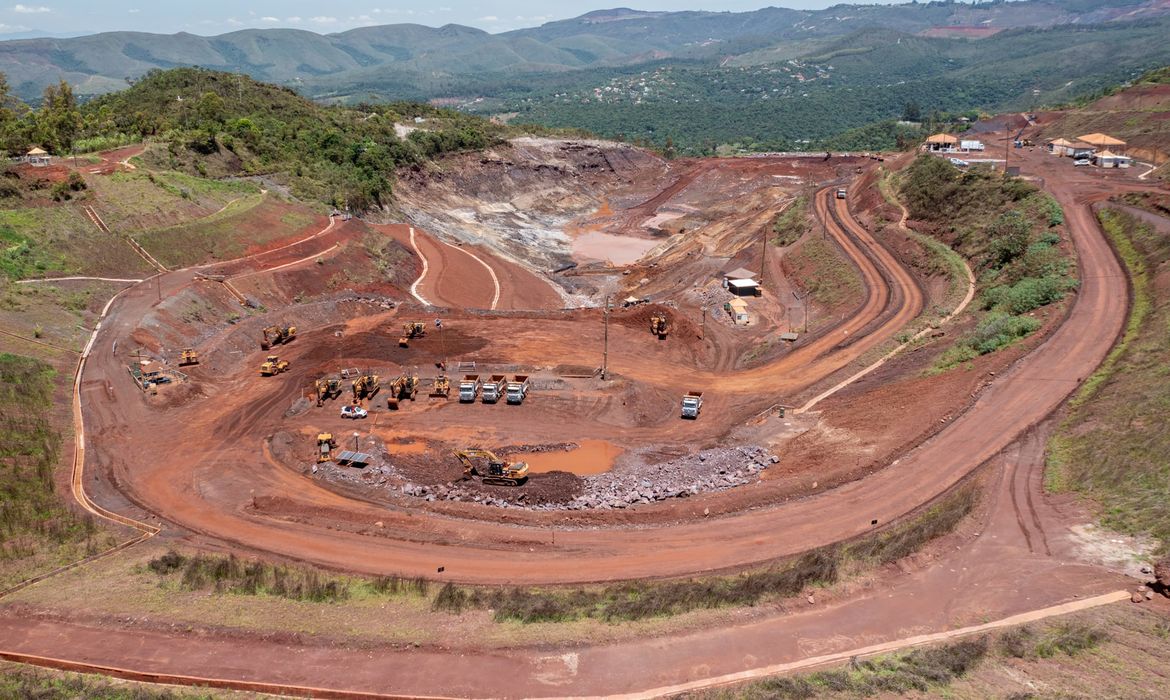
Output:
top-left (959, 140), bottom-right (985, 152)
top-left (727, 278), bottom-right (760, 297)
top-left (1094, 150), bottom-right (1132, 168)
top-left (727, 297), bottom-right (750, 324)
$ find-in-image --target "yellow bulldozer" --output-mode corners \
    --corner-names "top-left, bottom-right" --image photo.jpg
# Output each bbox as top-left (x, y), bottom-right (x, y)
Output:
top-left (316, 433), bottom-right (337, 463)
top-left (386, 372), bottom-right (420, 409)
top-left (314, 377), bottom-right (342, 406)
top-left (178, 348), bottom-right (199, 366)
top-left (650, 315), bottom-right (669, 340)
top-left (398, 321), bottom-right (426, 348)
top-left (261, 325), bottom-right (297, 350)
top-left (429, 374), bottom-right (451, 399)
top-left (351, 373), bottom-right (380, 402)
top-left (455, 449), bottom-right (529, 487)
top-left (259, 355), bottom-right (289, 376)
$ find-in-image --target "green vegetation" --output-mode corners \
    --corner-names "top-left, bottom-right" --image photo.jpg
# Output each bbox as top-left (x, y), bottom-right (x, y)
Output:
top-left (1048, 208), bottom-right (1170, 553)
top-left (897, 156), bottom-right (1076, 370)
top-left (772, 195), bottom-right (810, 246)
top-left (0, 662), bottom-right (222, 699)
top-left (0, 353), bottom-right (109, 588)
top-left (0, 225), bottom-right (62, 281)
top-left (78, 68), bottom-right (506, 210)
top-left (695, 617), bottom-right (1108, 699)
top-left (696, 638), bottom-right (989, 699)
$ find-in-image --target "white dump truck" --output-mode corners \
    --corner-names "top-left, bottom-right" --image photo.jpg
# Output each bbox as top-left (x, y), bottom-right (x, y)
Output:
top-left (681, 391), bottom-right (703, 419)
top-left (506, 375), bottom-right (530, 405)
top-left (481, 374), bottom-right (508, 404)
top-left (458, 374), bottom-right (481, 403)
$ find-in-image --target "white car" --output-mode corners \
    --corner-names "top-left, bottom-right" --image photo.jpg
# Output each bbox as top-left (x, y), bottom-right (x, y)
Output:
top-left (340, 405), bottom-right (368, 419)
top-left (948, 157), bottom-right (969, 167)
top-left (1074, 158), bottom-right (1092, 167)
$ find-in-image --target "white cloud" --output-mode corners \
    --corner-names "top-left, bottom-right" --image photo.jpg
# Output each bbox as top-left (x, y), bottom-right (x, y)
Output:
top-left (286, 16), bottom-right (301, 22)
top-left (478, 15), bottom-right (498, 22)
top-left (310, 16), bottom-right (338, 24)
top-left (0, 22), bottom-right (29, 31)
top-left (13, 4), bottom-right (50, 13)
top-left (260, 16), bottom-right (279, 23)
top-left (226, 17), bottom-right (243, 26)
top-left (128, 8), bottom-right (139, 13)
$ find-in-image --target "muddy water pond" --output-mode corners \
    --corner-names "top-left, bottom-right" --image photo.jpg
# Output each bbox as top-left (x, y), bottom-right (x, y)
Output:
top-left (520, 439), bottom-right (622, 475)
top-left (573, 230), bottom-right (661, 266)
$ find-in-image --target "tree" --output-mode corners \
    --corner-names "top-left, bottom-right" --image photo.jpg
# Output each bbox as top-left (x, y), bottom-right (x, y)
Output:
top-left (901, 101), bottom-right (922, 122)
top-left (39, 80), bottom-right (81, 153)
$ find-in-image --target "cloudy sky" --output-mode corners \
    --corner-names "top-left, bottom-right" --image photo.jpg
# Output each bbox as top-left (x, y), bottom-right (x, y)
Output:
top-left (0, 1), bottom-right (906, 36)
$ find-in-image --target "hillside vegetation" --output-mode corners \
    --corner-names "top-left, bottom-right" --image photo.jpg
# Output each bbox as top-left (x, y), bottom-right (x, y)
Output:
top-left (897, 155), bottom-right (1074, 369)
top-left (1048, 207), bottom-right (1170, 554)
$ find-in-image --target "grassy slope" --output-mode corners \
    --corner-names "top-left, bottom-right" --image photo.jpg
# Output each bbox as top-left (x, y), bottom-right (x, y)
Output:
top-left (1048, 207), bottom-right (1170, 555)
top-left (0, 353), bottom-right (118, 589)
top-left (694, 604), bottom-right (1169, 699)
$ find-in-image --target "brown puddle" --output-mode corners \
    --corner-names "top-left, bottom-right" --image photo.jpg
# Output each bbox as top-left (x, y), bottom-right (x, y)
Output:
top-left (520, 439), bottom-right (622, 475)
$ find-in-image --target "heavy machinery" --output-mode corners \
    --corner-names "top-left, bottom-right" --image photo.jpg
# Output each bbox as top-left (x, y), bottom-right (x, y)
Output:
top-left (178, 348), bottom-right (199, 366)
top-left (481, 374), bottom-right (507, 404)
top-left (260, 325), bottom-right (296, 350)
top-left (455, 449), bottom-right (529, 487)
top-left (398, 321), bottom-right (426, 348)
top-left (458, 374), bottom-right (481, 403)
top-left (316, 433), bottom-right (337, 463)
top-left (386, 372), bottom-right (420, 409)
top-left (681, 390), bottom-right (704, 419)
top-left (351, 373), bottom-right (380, 402)
top-left (314, 377), bottom-right (342, 406)
top-left (506, 375), bottom-right (530, 405)
top-left (430, 374), bottom-right (451, 399)
top-left (259, 355), bottom-right (289, 376)
top-left (650, 315), bottom-right (669, 340)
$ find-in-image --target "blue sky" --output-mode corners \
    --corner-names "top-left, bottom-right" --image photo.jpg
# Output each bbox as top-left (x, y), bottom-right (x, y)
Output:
top-left (0, 1), bottom-right (906, 36)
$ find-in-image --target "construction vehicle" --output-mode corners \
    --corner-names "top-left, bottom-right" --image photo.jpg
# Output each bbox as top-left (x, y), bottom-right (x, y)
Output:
top-left (398, 321), bottom-right (426, 348)
top-left (351, 373), bottom-right (380, 402)
top-left (430, 374), bottom-right (451, 399)
top-left (681, 390), bottom-right (704, 419)
top-left (316, 433), bottom-right (337, 463)
top-left (506, 375), bottom-right (530, 405)
top-left (178, 348), bottom-right (199, 366)
top-left (455, 449), bottom-right (529, 487)
top-left (458, 374), bottom-right (481, 403)
top-left (260, 325), bottom-right (296, 351)
top-left (259, 355), bottom-right (289, 376)
top-left (650, 315), bottom-right (669, 340)
top-left (386, 372), bottom-right (420, 409)
top-left (314, 377), bottom-right (342, 406)
top-left (481, 374), bottom-right (507, 404)
top-left (836, 187), bottom-right (847, 199)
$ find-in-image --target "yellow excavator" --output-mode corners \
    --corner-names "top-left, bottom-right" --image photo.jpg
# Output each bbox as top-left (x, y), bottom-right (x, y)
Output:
top-left (386, 372), bottom-right (420, 409)
top-left (429, 374), bottom-right (451, 399)
top-left (650, 315), bottom-right (669, 340)
top-left (351, 373), bottom-right (380, 402)
top-left (455, 449), bottom-right (529, 487)
top-left (316, 433), bottom-right (337, 463)
top-left (398, 321), bottom-right (426, 348)
top-left (259, 355), bottom-right (289, 376)
top-left (178, 348), bottom-right (199, 366)
top-left (261, 325), bottom-right (297, 350)
top-left (314, 377), bottom-right (342, 406)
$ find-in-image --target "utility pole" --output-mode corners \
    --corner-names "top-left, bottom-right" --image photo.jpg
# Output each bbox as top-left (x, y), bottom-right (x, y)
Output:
top-left (1004, 116), bottom-right (1011, 175)
top-left (701, 305), bottom-right (706, 340)
top-left (601, 295), bottom-right (609, 380)
top-left (759, 221), bottom-right (769, 285)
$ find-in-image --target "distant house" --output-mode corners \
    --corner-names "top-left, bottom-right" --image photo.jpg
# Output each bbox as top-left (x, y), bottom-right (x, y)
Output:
top-left (923, 133), bottom-right (960, 152)
top-left (1094, 150), bottom-right (1132, 168)
top-left (1077, 133), bottom-right (1126, 155)
top-left (23, 147), bottom-right (50, 166)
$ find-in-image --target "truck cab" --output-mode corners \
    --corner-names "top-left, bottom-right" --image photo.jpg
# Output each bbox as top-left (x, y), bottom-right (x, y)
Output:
top-left (681, 391), bottom-right (703, 419)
